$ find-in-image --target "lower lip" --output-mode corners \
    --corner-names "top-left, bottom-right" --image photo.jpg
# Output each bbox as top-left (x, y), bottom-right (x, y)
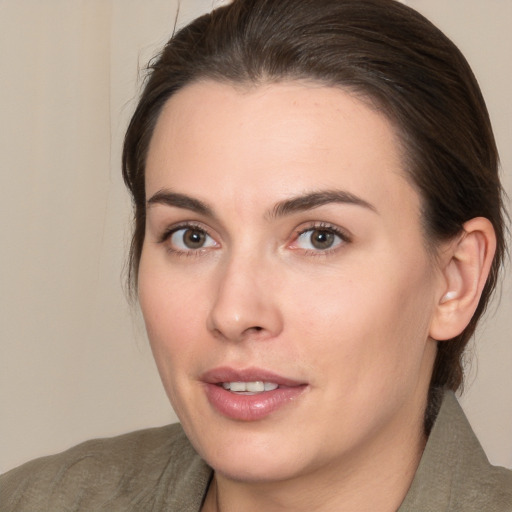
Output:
top-left (204, 383), bottom-right (307, 421)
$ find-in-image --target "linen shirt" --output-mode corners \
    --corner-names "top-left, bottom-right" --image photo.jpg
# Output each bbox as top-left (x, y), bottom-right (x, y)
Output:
top-left (1, 392), bottom-right (511, 511)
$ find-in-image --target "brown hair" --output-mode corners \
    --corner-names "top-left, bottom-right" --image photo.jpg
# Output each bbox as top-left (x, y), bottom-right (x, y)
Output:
top-left (122, 0), bottom-right (506, 396)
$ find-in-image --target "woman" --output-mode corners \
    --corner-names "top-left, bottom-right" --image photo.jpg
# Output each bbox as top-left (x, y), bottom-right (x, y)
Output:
top-left (2, 0), bottom-right (511, 510)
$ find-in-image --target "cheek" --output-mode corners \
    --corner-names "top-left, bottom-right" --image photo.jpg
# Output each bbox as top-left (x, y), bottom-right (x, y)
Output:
top-left (138, 265), bottom-right (211, 422)
top-left (285, 253), bottom-right (436, 381)
top-left (138, 255), bottom-right (209, 376)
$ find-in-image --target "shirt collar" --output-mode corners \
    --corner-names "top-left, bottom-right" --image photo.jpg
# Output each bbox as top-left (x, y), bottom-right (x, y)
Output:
top-left (398, 391), bottom-right (492, 511)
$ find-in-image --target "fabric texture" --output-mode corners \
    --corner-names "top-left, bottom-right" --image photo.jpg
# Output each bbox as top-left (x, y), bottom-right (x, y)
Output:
top-left (1, 392), bottom-right (511, 511)
top-left (0, 424), bottom-right (211, 512)
top-left (397, 392), bottom-right (512, 511)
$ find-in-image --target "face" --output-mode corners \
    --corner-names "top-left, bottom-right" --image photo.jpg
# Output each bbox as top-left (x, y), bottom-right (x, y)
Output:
top-left (139, 81), bottom-right (440, 483)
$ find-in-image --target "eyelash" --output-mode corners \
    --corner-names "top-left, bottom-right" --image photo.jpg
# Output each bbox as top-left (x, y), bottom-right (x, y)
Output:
top-left (157, 221), bottom-right (351, 258)
top-left (158, 222), bottom-right (215, 258)
top-left (292, 222), bottom-right (351, 256)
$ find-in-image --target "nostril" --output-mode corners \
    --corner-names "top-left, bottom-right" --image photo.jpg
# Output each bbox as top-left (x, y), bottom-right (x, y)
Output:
top-left (248, 326), bottom-right (263, 333)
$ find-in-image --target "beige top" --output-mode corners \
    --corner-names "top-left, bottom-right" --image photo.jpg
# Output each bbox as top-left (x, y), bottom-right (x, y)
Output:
top-left (1, 392), bottom-right (511, 511)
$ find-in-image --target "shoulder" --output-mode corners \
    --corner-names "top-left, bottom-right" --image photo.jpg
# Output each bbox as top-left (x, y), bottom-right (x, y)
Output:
top-left (438, 393), bottom-right (512, 511)
top-left (453, 444), bottom-right (512, 511)
top-left (400, 391), bottom-right (512, 512)
top-left (450, 460), bottom-right (512, 511)
top-left (478, 465), bottom-right (512, 511)
top-left (0, 423), bottom-right (212, 511)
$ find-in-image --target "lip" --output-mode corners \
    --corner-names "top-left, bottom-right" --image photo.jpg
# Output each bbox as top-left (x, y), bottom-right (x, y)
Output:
top-left (201, 366), bottom-right (308, 421)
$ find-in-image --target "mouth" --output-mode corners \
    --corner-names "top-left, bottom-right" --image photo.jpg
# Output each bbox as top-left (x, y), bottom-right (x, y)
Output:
top-left (220, 381), bottom-right (279, 394)
top-left (202, 366), bottom-right (305, 390)
top-left (201, 367), bottom-right (307, 421)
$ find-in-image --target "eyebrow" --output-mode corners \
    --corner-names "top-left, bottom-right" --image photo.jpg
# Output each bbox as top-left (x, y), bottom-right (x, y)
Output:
top-left (269, 190), bottom-right (377, 219)
top-left (146, 188), bottom-right (377, 219)
top-left (147, 190), bottom-right (215, 217)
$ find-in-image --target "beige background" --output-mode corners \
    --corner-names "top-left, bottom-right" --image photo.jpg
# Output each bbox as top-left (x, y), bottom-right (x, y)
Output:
top-left (1, 0), bottom-right (510, 474)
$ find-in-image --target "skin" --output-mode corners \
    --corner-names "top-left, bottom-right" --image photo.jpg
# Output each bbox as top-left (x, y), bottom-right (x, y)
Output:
top-left (138, 81), bottom-right (446, 511)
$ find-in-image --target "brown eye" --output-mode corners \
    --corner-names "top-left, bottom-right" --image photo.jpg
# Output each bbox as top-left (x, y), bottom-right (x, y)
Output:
top-left (169, 227), bottom-right (216, 251)
top-left (310, 229), bottom-right (335, 249)
top-left (295, 226), bottom-right (345, 252)
top-left (183, 229), bottom-right (206, 248)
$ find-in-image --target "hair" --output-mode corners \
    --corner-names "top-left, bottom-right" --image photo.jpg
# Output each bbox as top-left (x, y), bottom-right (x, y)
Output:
top-left (122, 0), bottom-right (506, 402)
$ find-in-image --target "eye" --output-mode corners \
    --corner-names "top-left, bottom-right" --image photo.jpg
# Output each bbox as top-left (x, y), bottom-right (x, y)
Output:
top-left (293, 225), bottom-right (348, 251)
top-left (168, 226), bottom-right (217, 252)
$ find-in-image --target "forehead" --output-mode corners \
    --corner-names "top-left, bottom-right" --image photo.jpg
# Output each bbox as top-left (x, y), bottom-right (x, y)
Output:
top-left (145, 80), bottom-right (419, 218)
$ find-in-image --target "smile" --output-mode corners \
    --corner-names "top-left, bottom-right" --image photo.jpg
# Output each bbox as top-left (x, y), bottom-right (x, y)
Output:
top-left (221, 381), bottom-right (279, 394)
top-left (202, 368), bottom-right (308, 421)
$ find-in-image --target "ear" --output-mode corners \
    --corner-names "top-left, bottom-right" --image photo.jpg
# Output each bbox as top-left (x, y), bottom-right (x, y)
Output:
top-left (429, 217), bottom-right (497, 341)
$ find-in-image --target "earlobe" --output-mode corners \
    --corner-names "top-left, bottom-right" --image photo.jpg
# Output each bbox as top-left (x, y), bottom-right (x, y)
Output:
top-left (429, 217), bottom-right (496, 341)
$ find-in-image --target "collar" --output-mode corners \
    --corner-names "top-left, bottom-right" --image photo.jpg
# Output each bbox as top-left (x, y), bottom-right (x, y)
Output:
top-left (398, 391), bottom-right (511, 511)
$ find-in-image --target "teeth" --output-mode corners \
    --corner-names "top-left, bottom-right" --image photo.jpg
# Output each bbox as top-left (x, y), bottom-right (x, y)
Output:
top-left (221, 381), bottom-right (279, 393)
top-left (230, 381), bottom-right (248, 392)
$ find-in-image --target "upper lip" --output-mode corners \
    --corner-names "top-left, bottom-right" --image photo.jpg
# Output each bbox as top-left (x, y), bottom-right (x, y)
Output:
top-left (200, 366), bottom-right (306, 387)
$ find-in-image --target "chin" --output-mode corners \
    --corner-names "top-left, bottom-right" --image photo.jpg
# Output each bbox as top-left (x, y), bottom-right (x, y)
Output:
top-left (190, 419), bottom-right (311, 483)
top-left (211, 452), bottom-right (306, 484)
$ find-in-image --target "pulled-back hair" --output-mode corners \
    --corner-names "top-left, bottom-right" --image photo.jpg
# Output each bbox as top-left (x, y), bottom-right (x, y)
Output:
top-left (122, 0), bottom-right (506, 397)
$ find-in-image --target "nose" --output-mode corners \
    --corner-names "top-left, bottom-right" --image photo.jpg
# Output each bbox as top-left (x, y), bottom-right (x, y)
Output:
top-left (206, 252), bottom-right (283, 342)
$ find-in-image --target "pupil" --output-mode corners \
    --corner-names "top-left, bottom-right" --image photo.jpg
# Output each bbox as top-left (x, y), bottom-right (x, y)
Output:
top-left (311, 229), bottom-right (334, 249)
top-left (184, 229), bottom-right (205, 249)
